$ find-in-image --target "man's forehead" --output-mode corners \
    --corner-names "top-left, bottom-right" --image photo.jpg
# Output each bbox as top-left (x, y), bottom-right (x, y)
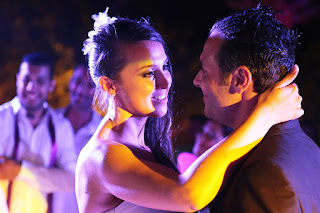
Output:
top-left (209, 28), bottom-right (226, 38)
top-left (200, 36), bottom-right (224, 63)
top-left (19, 62), bottom-right (51, 77)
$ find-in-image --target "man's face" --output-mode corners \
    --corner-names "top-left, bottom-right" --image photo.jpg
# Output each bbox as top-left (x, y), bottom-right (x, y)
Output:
top-left (16, 62), bottom-right (55, 111)
top-left (192, 120), bottom-right (226, 156)
top-left (193, 30), bottom-right (237, 126)
top-left (69, 66), bottom-right (95, 109)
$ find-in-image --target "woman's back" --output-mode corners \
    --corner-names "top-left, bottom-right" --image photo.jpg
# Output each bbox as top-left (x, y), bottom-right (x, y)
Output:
top-left (76, 138), bottom-right (123, 213)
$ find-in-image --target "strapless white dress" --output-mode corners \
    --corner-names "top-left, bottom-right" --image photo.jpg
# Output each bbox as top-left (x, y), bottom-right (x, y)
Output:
top-left (103, 201), bottom-right (174, 212)
top-left (103, 201), bottom-right (210, 213)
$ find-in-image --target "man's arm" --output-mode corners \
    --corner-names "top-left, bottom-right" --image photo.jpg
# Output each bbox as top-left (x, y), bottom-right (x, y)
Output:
top-left (15, 117), bottom-right (76, 193)
top-left (15, 161), bottom-right (75, 193)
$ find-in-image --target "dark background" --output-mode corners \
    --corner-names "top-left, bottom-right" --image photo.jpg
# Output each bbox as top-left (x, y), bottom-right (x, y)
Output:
top-left (1, 0), bottom-right (319, 148)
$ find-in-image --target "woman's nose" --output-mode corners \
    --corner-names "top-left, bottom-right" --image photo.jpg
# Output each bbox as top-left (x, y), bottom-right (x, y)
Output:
top-left (155, 71), bottom-right (172, 89)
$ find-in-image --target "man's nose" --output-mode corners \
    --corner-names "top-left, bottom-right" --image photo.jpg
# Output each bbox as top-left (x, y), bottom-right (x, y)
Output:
top-left (26, 81), bottom-right (35, 91)
top-left (193, 71), bottom-right (202, 87)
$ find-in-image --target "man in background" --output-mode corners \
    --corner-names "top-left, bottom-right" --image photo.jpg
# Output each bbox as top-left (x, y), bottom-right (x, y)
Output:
top-left (55, 61), bottom-right (102, 212)
top-left (177, 115), bottom-right (231, 173)
top-left (56, 61), bottom-right (101, 156)
top-left (0, 52), bottom-right (76, 213)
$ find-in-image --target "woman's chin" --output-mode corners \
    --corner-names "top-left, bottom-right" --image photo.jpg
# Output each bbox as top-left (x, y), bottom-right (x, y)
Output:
top-left (147, 108), bottom-right (168, 118)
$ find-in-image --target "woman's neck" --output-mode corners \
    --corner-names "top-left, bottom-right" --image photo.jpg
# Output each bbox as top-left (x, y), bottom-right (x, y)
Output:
top-left (97, 107), bottom-right (149, 149)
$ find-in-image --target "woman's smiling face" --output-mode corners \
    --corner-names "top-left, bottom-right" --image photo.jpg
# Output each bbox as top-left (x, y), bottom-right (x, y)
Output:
top-left (115, 40), bottom-right (172, 118)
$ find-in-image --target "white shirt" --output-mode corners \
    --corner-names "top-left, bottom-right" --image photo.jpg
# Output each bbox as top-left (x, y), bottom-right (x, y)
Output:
top-left (56, 107), bottom-right (102, 156)
top-left (55, 107), bottom-right (102, 213)
top-left (0, 97), bottom-right (76, 213)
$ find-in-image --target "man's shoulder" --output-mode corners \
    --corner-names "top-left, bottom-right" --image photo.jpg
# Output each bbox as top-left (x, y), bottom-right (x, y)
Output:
top-left (259, 120), bottom-right (316, 150)
top-left (210, 122), bottom-right (320, 212)
top-left (250, 130), bottom-right (318, 162)
top-left (0, 99), bottom-right (13, 109)
top-left (0, 100), bottom-right (14, 118)
top-left (242, 121), bottom-right (320, 178)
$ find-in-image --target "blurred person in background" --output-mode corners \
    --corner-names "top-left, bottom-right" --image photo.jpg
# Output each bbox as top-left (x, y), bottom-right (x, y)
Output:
top-left (0, 52), bottom-right (76, 213)
top-left (56, 61), bottom-right (102, 156)
top-left (55, 61), bottom-right (102, 213)
top-left (177, 115), bottom-right (232, 173)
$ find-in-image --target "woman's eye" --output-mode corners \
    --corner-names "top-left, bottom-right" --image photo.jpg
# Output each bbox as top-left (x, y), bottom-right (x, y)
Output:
top-left (163, 64), bottom-right (170, 71)
top-left (143, 71), bottom-right (155, 79)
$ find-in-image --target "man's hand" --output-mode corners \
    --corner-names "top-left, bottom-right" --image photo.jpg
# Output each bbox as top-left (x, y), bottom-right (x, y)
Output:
top-left (0, 157), bottom-right (21, 180)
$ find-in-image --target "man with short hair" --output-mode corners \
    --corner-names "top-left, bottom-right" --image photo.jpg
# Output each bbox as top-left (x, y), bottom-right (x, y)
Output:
top-left (193, 5), bottom-right (320, 212)
top-left (0, 52), bottom-right (76, 213)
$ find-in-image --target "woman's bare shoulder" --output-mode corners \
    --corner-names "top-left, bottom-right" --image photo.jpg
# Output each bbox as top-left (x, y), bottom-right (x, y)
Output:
top-left (79, 138), bottom-right (135, 173)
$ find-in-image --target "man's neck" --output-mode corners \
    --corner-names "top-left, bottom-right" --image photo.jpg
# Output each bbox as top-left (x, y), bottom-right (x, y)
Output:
top-left (23, 108), bottom-right (46, 128)
top-left (230, 95), bottom-right (258, 130)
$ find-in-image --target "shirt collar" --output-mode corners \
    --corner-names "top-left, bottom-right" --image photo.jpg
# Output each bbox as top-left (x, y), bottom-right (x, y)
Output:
top-left (11, 96), bottom-right (49, 115)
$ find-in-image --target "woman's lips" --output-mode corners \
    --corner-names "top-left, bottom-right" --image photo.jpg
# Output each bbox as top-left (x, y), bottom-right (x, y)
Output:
top-left (152, 94), bottom-right (167, 102)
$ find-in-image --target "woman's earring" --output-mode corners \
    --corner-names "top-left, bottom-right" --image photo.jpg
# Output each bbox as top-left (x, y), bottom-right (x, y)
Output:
top-left (107, 93), bottom-right (115, 120)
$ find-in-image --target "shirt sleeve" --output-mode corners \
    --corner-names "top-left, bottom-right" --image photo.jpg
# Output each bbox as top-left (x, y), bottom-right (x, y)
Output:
top-left (0, 104), bottom-right (15, 157)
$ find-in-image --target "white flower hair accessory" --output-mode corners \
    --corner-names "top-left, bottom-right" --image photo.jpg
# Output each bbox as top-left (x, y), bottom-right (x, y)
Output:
top-left (82, 7), bottom-right (118, 55)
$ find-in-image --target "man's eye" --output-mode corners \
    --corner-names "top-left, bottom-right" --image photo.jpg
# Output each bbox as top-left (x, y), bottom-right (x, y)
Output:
top-left (71, 78), bottom-right (81, 85)
top-left (38, 79), bottom-right (46, 84)
top-left (200, 68), bottom-right (207, 73)
top-left (23, 78), bottom-right (30, 84)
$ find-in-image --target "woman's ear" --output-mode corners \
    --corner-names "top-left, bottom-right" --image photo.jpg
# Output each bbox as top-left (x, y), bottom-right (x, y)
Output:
top-left (98, 76), bottom-right (116, 96)
top-left (230, 66), bottom-right (252, 94)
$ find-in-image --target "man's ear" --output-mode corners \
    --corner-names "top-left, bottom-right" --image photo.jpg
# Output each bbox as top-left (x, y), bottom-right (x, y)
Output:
top-left (230, 66), bottom-right (252, 94)
top-left (16, 73), bottom-right (20, 88)
top-left (98, 76), bottom-right (116, 96)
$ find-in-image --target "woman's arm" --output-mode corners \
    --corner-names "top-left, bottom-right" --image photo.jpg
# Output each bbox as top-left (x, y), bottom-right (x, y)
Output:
top-left (98, 66), bottom-right (303, 212)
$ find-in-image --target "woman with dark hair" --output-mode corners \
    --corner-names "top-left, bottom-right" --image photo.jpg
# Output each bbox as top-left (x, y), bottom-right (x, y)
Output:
top-left (75, 8), bottom-right (303, 213)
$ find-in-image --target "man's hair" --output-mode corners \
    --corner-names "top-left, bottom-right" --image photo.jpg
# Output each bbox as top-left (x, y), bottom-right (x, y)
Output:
top-left (211, 4), bottom-right (299, 93)
top-left (20, 52), bottom-right (54, 80)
